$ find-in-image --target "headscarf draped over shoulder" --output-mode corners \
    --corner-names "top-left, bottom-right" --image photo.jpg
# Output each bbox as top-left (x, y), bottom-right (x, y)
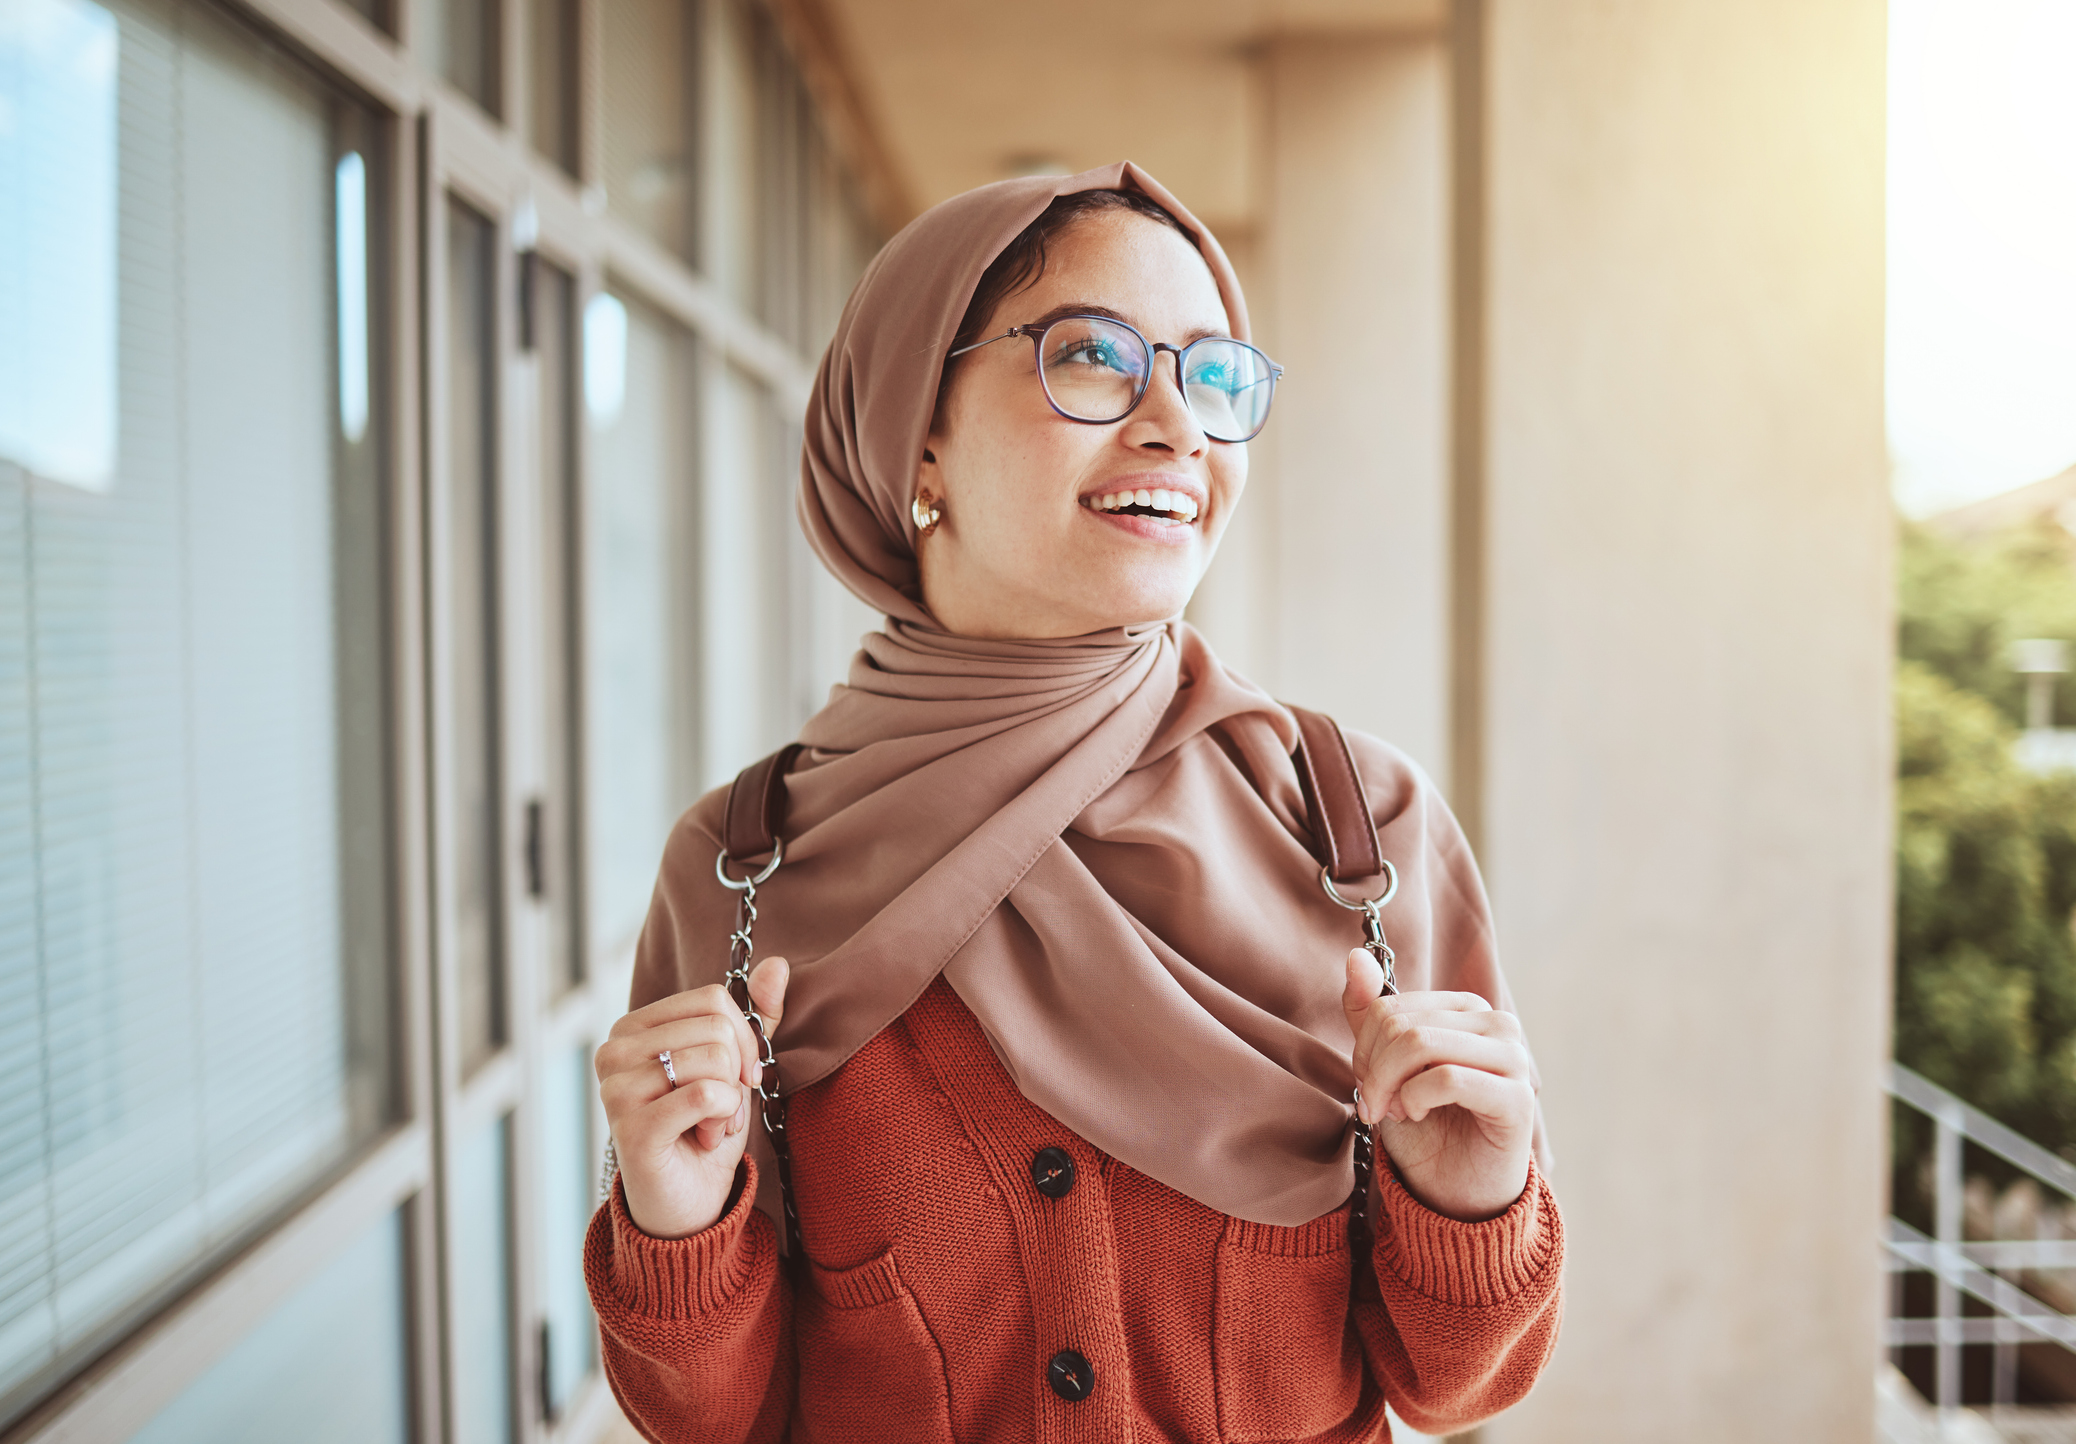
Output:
top-left (632, 163), bottom-right (1519, 1230)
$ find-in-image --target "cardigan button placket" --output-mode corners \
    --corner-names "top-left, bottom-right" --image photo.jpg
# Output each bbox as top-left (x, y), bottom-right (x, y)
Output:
top-left (905, 988), bottom-right (1136, 1441)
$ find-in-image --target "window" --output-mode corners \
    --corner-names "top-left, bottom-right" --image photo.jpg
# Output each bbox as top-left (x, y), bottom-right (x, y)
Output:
top-left (2, 0), bottom-right (883, 1428)
top-left (582, 289), bottom-right (700, 960)
top-left (127, 1210), bottom-right (412, 1444)
top-left (0, 0), bottom-right (392, 1421)
top-left (444, 195), bottom-right (507, 1077)
top-left (428, 0), bottom-right (500, 117)
top-left (601, 0), bottom-right (702, 264)
top-left (526, 0), bottom-right (579, 175)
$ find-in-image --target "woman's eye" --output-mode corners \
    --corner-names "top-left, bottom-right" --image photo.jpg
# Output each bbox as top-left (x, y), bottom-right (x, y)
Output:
top-left (1187, 361), bottom-right (1235, 393)
top-left (1060, 341), bottom-right (1127, 371)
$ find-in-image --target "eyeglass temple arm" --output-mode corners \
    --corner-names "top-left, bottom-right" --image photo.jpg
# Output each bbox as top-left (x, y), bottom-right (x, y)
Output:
top-left (945, 328), bottom-right (1027, 360)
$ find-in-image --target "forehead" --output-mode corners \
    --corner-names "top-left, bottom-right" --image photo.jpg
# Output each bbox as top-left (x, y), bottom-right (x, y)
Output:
top-left (992, 210), bottom-right (1233, 338)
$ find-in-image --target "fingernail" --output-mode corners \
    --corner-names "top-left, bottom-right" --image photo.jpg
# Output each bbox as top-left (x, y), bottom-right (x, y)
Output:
top-left (752, 1061), bottom-right (763, 1087)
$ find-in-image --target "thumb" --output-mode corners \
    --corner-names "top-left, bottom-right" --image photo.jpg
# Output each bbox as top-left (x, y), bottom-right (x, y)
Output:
top-left (1343, 946), bottom-right (1384, 1025)
top-left (748, 954), bottom-right (790, 1031)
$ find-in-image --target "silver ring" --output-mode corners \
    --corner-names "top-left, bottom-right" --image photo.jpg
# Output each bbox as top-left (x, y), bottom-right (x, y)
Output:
top-left (716, 840), bottom-right (783, 890)
top-left (658, 1050), bottom-right (679, 1088)
top-left (1320, 858), bottom-right (1398, 912)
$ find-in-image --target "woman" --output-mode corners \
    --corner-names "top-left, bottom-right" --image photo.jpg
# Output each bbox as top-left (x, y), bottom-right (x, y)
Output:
top-left (586, 162), bottom-right (1562, 1444)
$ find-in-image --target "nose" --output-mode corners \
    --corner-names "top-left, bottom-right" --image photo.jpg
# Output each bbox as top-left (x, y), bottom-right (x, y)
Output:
top-left (1124, 346), bottom-right (1207, 456)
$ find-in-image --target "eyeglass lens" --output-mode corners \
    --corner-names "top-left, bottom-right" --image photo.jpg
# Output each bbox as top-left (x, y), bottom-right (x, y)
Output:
top-left (1037, 316), bottom-right (1275, 442)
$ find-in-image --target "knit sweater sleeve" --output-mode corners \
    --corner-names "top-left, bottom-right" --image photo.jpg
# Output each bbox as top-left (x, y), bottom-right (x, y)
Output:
top-left (1355, 1159), bottom-right (1564, 1435)
top-left (583, 1157), bottom-right (796, 1444)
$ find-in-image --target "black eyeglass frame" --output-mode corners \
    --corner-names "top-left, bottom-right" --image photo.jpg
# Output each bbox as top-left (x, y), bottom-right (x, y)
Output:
top-left (946, 314), bottom-right (1285, 443)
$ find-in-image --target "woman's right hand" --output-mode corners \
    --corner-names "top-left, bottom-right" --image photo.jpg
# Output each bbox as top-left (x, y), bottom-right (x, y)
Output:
top-left (595, 956), bottom-right (790, 1239)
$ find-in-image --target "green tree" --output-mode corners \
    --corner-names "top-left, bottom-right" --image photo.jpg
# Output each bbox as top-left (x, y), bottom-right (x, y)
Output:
top-left (1895, 520), bottom-right (2076, 1167)
top-left (1899, 520), bottom-right (2076, 727)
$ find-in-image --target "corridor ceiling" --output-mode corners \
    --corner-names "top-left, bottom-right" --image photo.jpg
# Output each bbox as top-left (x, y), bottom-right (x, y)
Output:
top-left (815, 0), bottom-right (1445, 233)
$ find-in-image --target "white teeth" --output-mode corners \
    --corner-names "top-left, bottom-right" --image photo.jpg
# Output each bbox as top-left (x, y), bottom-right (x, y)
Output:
top-left (1089, 489), bottom-right (1199, 520)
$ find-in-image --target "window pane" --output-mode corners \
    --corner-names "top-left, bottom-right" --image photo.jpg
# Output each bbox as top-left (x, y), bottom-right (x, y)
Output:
top-left (453, 1114), bottom-right (514, 1444)
top-left (702, 362), bottom-right (788, 787)
top-left (526, 0), bottom-right (577, 175)
top-left (601, 0), bottom-right (698, 264)
top-left (445, 196), bottom-right (506, 1077)
top-left (0, 0), bottom-right (391, 1420)
top-left (127, 1209), bottom-right (411, 1444)
top-left (538, 1044), bottom-right (596, 1415)
top-left (426, 0), bottom-right (500, 116)
top-left (533, 263), bottom-right (585, 993)
top-left (706, 0), bottom-right (760, 313)
top-left (582, 289), bottom-right (698, 961)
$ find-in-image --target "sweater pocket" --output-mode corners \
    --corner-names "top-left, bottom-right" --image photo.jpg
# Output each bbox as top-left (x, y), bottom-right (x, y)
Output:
top-left (1213, 1211), bottom-right (1363, 1443)
top-left (794, 1248), bottom-right (956, 1444)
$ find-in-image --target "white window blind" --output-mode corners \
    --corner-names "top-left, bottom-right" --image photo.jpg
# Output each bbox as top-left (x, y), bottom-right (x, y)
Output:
top-left (0, 0), bottom-right (389, 1415)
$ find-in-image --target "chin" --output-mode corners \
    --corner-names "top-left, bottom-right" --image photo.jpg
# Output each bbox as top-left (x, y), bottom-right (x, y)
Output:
top-left (1085, 586), bottom-right (1193, 631)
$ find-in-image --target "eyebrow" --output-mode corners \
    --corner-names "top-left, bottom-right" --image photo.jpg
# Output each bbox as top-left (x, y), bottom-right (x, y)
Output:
top-left (1015, 301), bottom-right (1229, 346)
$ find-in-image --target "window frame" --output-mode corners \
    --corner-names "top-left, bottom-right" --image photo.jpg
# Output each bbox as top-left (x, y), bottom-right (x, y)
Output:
top-left (8, 0), bottom-right (883, 1437)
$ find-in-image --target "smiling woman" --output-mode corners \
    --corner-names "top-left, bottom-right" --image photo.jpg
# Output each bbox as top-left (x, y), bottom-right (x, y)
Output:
top-left (584, 163), bottom-right (1562, 1444)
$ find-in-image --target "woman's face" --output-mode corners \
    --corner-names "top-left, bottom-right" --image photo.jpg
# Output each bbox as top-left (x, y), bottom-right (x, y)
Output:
top-left (916, 211), bottom-right (1249, 638)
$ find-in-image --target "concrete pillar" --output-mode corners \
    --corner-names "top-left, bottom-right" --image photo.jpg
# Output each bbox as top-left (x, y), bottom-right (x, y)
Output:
top-left (1469, 1), bottom-right (1891, 1439)
top-left (1192, 33), bottom-right (1452, 781)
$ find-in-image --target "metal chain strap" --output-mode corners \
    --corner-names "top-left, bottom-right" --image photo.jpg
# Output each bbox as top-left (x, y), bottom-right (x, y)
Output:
top-left (718, 858), bottom-right (804, 1261)
top-left (1322, 862), bottom-right (1400, 1260)
top-left (599, 842), bottom-right (803, 1271)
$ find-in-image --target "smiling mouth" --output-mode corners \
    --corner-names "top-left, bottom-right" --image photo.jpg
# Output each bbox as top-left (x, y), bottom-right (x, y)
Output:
top-left (1081, 487), bottom-right (1200, 524)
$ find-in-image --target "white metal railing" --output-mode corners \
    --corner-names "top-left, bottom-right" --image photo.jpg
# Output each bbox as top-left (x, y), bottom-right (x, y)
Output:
top-left (1886, 1063), bottom-right (2076, 1411)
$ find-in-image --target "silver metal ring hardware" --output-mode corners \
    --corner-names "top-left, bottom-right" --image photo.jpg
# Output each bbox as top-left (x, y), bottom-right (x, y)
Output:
top-left (1319, 858), bottom-right (1397, 913)
top-left (658, 1050), bottom-right (679, 1088)
top-left (716, 839), bottom-right (783, 890)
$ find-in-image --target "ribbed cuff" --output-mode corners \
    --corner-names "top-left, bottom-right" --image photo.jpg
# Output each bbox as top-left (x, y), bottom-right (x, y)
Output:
top-left (1374, 1160), bottom-right (1561, 1308)
top-left (605, 1156), bottom-right (768, 1322)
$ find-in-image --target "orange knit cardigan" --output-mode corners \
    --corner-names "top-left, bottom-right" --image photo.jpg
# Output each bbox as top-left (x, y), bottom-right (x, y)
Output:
top-left (585, 978), bottom-right (1563, 1443)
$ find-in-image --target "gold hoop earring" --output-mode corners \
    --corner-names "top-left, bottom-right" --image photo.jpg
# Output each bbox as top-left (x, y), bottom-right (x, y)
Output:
top-left (911, 491), bottom-right (942, 535)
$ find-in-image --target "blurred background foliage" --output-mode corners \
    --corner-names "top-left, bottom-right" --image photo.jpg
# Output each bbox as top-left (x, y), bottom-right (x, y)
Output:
top-left (1895, 520), bottom-right (2076, 1204)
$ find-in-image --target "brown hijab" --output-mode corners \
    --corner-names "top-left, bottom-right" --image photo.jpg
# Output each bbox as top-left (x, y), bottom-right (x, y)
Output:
top-left (632, 162), bottom-right (1514, 1228)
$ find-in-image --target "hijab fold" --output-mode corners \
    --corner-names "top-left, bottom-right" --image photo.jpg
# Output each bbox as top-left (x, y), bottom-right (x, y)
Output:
top-left (632, 163), bottom-right (1511, 1228)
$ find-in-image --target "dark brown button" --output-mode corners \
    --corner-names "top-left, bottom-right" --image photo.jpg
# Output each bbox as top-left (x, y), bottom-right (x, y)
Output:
top-left (1047, 1349), bottom-right (1094, 1401)
top-left (1031, 1147), bottom-right (1075, 1199)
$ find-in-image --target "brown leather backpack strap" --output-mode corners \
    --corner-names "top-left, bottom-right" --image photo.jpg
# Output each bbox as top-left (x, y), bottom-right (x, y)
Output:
top-left (1286, 706), bottom-right (1392, 1277)
top-left (722, 743), bottom-right (802, 863)
top-left (1288, 706), bottom-right (1385, 881)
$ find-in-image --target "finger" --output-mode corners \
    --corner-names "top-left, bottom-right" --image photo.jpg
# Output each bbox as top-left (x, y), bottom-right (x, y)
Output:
top-left (1352, 1006), bottom-right (1523, 1089)
top-left (611, 982), bottom-right (741, 1039)
top-left (1343, 948), bottom-right (1384, 1027)
top-left (1396, 1064), bottom-right (1536, 1137)
top-left (597, 1012), bottom-right (741, 1085)
top-left (1363, 1028), bottom-right (1533, 1123)
top-left (1373, 990), bottom-right (1494, 1020)
top-left (747, 955), bottom-right (790, 1033)
top-left (618, 1076), bottom-right (745, 1158)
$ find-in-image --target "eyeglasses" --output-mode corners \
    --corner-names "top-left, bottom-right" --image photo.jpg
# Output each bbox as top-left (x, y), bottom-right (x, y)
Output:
top-left (946, 313), bottom-right (1283, 443)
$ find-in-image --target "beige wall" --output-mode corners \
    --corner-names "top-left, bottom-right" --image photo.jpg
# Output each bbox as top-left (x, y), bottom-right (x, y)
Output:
top-left (1192, 36), bottom-right (1453, 779)
top-left (1475, 1), bottom-right (1891, 1439)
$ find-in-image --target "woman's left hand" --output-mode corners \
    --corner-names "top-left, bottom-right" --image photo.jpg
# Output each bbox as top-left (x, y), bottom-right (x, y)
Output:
top-left (1342, 949), bottom-right (1539, 1223)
